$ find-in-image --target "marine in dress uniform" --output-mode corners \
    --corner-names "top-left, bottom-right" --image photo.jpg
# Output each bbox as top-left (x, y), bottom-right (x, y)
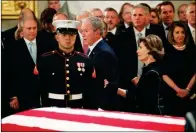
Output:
top-left (38, 20), bottom-right (97, 109)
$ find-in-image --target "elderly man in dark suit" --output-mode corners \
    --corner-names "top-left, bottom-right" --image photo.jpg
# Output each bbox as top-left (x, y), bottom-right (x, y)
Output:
top-left (81, 16), bottom-right (119, 111)
top-left (9, 18), bottom-right (41, 112)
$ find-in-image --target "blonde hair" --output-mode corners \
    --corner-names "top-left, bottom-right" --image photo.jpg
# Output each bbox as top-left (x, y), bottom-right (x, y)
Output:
top-left (139, 34), bottom-right (165, 61)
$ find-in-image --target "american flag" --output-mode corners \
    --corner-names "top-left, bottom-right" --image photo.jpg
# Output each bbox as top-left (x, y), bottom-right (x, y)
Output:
top-left (1, 107), bottom-right (185, 132)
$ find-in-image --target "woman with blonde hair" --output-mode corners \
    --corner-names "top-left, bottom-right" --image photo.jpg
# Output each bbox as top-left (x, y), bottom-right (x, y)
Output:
top-left (117, 34), bottom-right (165, 115)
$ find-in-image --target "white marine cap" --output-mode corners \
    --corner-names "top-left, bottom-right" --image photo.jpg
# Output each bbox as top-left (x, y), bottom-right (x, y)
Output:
top-left (52, 20), bottom-right (80, 29)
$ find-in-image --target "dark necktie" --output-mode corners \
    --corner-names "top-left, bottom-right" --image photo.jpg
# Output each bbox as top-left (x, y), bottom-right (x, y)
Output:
top-left (87, 48), bottom-right (91, 56)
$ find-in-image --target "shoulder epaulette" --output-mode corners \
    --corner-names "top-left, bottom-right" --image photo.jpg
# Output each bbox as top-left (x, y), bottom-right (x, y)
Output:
top-left (75, 51), bottom-right (88, 58)
top-left (41, 50), bottom-right (57, 57)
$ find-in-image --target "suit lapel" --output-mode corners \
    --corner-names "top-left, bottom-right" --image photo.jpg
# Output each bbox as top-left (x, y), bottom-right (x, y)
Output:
top-left (89, 40), bottom-right (103, 58)
top-left (146, 27), bottom-right (150, 36)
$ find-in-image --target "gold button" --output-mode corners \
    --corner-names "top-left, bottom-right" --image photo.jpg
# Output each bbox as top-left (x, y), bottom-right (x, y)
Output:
top-left (66, 64), bottom-right (69, 67)
top-left (66, 70), bottom-right (69, 74)
top-left (66, 59), bottom-right (69, 61)
top-left (66, 84), bottom-right (70, 87)
top-left (66, 77), bottom-right (70, 80)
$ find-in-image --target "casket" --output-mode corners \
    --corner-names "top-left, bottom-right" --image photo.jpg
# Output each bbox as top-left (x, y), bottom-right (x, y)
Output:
top-left (1, 107), bottom-right (185, 131)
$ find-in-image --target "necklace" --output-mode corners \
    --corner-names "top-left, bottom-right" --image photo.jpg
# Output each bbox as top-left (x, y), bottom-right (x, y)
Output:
top-left (173, 44), bottom-right (186, 51)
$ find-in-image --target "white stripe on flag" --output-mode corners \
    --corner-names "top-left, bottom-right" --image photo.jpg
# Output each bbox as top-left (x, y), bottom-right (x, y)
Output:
top-left (34, 107), bottom-right (185, 125)
top-left (2, 115), bottom-right (152, 131)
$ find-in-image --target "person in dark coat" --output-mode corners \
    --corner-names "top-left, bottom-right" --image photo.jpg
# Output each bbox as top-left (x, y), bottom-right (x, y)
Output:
top-left (81, 16), bottom-right (119, 111)
top-left (162, 22), bottom-right (196, 117)
top-left (118, 34), bottom-right (165, 115)
top-left (113, 4), bottom-right (166, 112)
top-left (37, 20), bottom-right (96, 109)
top-left (38, 8), bottom-right (58, 54)
top-left (9, 18), bottom-right (41, 112)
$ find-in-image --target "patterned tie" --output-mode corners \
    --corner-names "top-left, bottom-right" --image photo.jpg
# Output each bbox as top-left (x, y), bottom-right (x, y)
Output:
top-left (192, 30), bottom-right (195, 44)
top-left (137, 32), bottom-right (143, 47)
top-left (29, 42), bottom-right (37, 63)
top-left (137, 32), bottom-right (144, 77)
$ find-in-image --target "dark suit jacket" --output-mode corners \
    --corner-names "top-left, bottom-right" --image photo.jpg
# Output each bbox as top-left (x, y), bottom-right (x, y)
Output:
top-left (75, 32), bottom-right (84, 53)
top-left (89, 39), bottom-right (119, 110)
top-left (2, 26), bottom-right (17, 50)
top-left (184, 24), bottom-right (196, 46)
top-left (10, 38), bottom-right (42, 111)
top-left (114, 26), bottom-right (166, 89)
top-left (105, 26), bottom-right (123, 51)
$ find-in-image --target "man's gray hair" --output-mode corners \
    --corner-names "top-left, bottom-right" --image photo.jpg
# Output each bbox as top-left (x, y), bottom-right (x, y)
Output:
top-left (186, 2), bottom-right (196, 14)
top-left (131, 4), bottom-right (150, 15)
top-left (82, 16), bottom-right (104, 36)
top-left (76, 10), bottom-right (90, 18)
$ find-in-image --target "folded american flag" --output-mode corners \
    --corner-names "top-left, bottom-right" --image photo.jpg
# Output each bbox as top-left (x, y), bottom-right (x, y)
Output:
top-left (1, 107), bottom-right (185, 131)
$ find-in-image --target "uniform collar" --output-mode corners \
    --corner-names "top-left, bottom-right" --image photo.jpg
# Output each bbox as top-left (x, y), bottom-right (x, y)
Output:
top-left (57, 48), bottom-right (76, 57)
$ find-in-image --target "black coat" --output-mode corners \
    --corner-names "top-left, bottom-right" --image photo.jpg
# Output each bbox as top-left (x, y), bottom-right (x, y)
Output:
top-left (2, 26), bottom-right (17, 50)
top-left (184, 23), bottom-right (196, 46)
top-left (126, 62), bottom-right (162, 115)
top-left (88, 39), bottom-right (119, 111)
top-left (75, 32), bottom-right (84, 53)
top-left (37, 49), bottom-right (96, 109)
top-left (38, 29), bottom-right (58, 54)
top-left (10, 38), bottom-right (42, 111)
top-left (114, 26), bottom-right (167, 89)
top-left (162, 44), bottom-right (196, 117)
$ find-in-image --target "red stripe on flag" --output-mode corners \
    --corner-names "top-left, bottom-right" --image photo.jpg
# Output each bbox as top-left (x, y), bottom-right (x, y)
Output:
top-left (2, 123), bottom-right (58, 132)
top-left (16, 110), bottom-right (184, 131)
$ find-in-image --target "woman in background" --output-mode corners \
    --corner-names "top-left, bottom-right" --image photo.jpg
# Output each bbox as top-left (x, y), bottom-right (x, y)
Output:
top-left (162, 22), bottom-right (196, 117)
top-left (39, 8), bottom-right (58, 54)
top-left (150, 8), bottom-right (161, 24)
top-left (117, 34), bottom-right (165, 115)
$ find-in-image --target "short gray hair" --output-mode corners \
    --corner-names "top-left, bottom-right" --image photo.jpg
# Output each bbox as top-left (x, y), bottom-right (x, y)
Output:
top-left (186, 2), bottom-right (196, 14)
top-left (82, 16), bottom-right (104, 36)
top-left (76, 10), bottom-right (90, 21)
top-left (131, 4), bottom-right (150, 15)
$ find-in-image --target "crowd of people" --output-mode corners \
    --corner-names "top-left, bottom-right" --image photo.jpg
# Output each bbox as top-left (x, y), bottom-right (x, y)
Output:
top-left (1, 0), bottom-right (196, 121)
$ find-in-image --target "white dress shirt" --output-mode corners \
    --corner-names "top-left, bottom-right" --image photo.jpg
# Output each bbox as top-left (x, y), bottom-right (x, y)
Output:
top-left (88, 38), bottom-right (103, 56)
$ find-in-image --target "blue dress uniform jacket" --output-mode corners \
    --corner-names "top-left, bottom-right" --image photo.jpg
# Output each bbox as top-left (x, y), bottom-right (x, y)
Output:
top-left (38, 49), bottom-right (97, 109)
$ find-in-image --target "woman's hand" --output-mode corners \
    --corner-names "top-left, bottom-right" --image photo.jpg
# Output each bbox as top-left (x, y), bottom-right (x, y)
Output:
top-left (176, 89), bottom-right (189, 98)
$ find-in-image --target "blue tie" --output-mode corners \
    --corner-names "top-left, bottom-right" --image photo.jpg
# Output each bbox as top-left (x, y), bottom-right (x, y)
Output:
top-left (29, 42), bottom-right (37, 63)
